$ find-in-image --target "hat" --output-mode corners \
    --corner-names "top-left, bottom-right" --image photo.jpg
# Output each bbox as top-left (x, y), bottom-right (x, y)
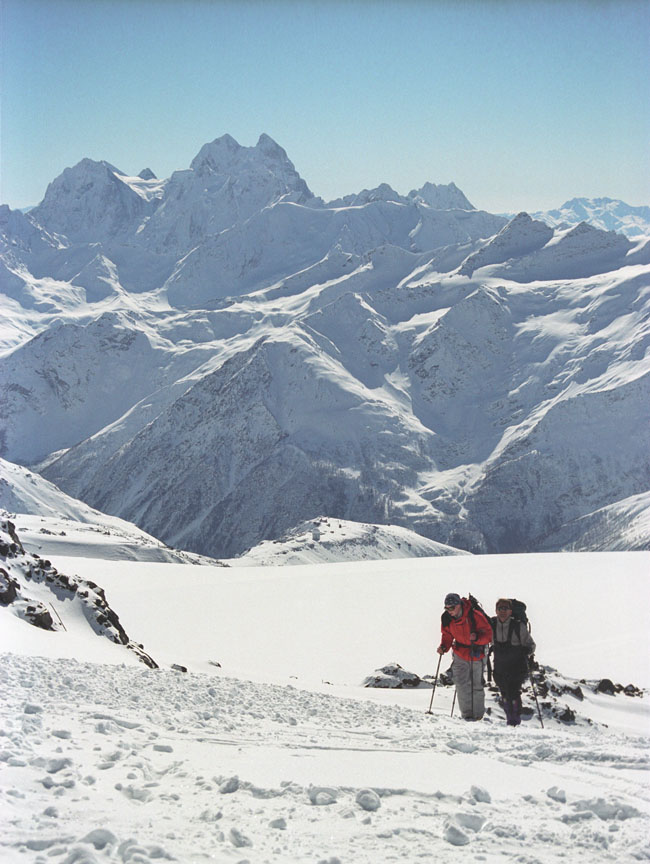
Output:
top-left (444, 592), bottom-right (461, 607)
top-left (496, 598), bottom-right (512, 610)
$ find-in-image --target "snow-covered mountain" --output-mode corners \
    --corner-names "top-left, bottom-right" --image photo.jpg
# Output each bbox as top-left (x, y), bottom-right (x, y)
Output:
top-left (531, 197), bottom-right (650, 238)
top-left (0, 458), bottom-right (216, 564)
top-left (1, 134), bottom-right (648, 557)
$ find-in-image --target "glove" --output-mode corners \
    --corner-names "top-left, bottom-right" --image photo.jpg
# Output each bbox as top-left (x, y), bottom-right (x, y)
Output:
top-left (437, 646), bottom-right (447, 655)
top-left (470, 645), bottom-right (483, 659)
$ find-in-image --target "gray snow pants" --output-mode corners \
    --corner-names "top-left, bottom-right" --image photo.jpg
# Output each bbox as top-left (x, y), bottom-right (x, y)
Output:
top-left (452, 654), bottom-right (485, 720)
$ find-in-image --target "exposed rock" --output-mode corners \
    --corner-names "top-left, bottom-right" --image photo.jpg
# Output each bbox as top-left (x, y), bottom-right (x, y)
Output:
top-left (363, 663), bottom-right (421, 689)
top-left (596, 678), bottom-right (617, 696)
top-left (0, 517), bottom-right (157, 667)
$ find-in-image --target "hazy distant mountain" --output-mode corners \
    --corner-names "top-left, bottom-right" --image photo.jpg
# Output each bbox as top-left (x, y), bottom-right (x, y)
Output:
top-left (531, 197), bottom-right (650, 238)
top-left (1, 134), bottom-right (648, 556)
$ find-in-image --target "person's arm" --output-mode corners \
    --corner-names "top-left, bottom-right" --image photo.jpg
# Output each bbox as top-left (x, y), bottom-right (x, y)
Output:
top-left (523, 628), bottom-right (536, 654)
top-left (473, 610), bottom-right (493, 647)
top-left (438, 622), bottom-right (453, 654)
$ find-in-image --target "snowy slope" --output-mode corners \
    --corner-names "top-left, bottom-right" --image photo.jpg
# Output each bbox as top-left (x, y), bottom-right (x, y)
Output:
top-left (0, 459), bottom-right (216, 564)
top-left (537, 490), bottom-right (650, 552)
top-left (1, 133), bottom-right (648, 557)
top-left (2, 649), bottom-right (649, 864)
top-left (1, 520), bottom-right (649, 863)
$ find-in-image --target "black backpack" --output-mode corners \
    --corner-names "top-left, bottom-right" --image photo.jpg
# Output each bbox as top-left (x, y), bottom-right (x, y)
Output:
top-left (510, 598), bottom-right (529, 628)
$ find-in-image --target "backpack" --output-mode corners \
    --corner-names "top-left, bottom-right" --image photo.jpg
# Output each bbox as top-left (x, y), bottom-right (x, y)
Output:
top-left (441, 593), bottom-right (489, 633)
top-left (510, 598), bottom-right (529, 629)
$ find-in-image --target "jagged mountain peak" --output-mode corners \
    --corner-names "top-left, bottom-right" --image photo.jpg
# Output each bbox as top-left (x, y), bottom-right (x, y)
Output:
top-left (189, 132), bottom-right (303, 180)
top-left (189, 133), bottom-right (241, 173)
top-left (409, 181), bottom-right (475, 211)
top-left (138, 168), bottom-right (157, 180)
top-left (458, 211), bottom-right (553, 276)
top-left (29, 157), bottom-right (151, 244)
top-left (256, 132), bottom-right (289, 159)
top-left (497, 211), bottom-right (554, 237)
top-left (326, 183), bottom-right (405, 208)
top-left (555, 220), bottom-right (632, 252)
top-left (53, 157), bottom-right (125, 185)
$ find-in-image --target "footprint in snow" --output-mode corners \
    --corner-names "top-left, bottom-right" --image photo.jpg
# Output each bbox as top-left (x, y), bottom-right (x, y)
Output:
top-left (448, 738), bottom-right (479, 754)
top-left (443, 810), bottom-right (486, 845)
top-left (229, 826), bottom-right (253, 848)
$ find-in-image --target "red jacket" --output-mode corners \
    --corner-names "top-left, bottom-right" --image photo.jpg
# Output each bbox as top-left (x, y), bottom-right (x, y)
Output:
top-left (439, 598), bottom-right (492, 662)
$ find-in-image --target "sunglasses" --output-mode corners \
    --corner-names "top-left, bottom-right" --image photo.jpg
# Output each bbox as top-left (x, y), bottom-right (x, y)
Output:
top-left (496, 606), bottom-right (511, 612)
top-left (445, 604), bottom-right (459, 610)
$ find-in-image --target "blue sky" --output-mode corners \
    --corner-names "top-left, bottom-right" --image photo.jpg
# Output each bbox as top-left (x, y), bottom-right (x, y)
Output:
top-left (2, 0), bottom-right (648, 212)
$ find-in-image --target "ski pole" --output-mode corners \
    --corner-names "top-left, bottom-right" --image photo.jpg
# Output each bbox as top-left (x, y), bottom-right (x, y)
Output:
top-left (528, 663), bottom-right (544, 729)
top-left (426, 653), bottom-right (443, 715)
top-left (450, 689), bottom-right (456, 717)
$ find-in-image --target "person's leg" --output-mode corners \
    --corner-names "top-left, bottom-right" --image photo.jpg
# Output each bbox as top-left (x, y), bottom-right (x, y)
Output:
top-left (470, 658), bottom-right (485, 720)
top-left (451, 655), bottom-right (473, 719)
top-left (495, 666), bottom-right (517, 724)
top-left (510, 672), bottom-right (526, 725)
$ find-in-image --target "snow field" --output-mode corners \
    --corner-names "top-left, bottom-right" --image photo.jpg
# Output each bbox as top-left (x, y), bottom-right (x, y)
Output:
top-left (2, 654), bottom-right (649, 863)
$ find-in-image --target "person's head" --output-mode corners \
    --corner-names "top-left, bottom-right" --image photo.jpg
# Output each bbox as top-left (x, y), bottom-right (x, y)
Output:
top-left (444, 592), bottom-right (462, 618)
top-left (496, 598), bottom-right (512, 622)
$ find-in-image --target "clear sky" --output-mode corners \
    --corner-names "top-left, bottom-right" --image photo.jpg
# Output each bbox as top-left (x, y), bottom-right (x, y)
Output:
top-left (1, 0), bottom-right (648, 213)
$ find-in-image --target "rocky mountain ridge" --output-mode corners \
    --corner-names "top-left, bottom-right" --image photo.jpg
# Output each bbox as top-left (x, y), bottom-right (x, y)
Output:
top-left (1, 133), bottom-right (648, 556)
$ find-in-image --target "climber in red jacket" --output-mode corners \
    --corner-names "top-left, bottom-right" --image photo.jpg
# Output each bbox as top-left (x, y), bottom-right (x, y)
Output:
top-left (437, 592), bottom-right (492, 721)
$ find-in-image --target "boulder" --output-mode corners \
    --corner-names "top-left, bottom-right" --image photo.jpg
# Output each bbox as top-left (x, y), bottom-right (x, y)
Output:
top-left (363, 663), bottom-right (421, 689)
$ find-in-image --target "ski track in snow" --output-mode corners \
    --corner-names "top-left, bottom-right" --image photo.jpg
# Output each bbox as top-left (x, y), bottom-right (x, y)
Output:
top-left (1, 653), bottom-right (649, 863)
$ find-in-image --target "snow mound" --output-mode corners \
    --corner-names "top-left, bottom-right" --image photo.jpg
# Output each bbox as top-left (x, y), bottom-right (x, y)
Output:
top-left (235, 516), bottom-right (469, 565)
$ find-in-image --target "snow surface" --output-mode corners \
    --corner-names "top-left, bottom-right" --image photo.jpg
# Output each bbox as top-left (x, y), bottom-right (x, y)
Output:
top-left (2, 519), bottom-right (650, 862)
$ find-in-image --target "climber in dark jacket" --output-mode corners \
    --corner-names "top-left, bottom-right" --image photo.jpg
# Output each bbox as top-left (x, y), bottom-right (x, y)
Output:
top-left (437, 593), bottom-right (492, 721)
top-left (491, 598), bottom-right (536, 726)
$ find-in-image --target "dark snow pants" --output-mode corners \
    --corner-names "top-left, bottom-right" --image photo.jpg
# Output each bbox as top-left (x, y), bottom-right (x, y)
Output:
top-left (493, 646), bottom-right (528, 702)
